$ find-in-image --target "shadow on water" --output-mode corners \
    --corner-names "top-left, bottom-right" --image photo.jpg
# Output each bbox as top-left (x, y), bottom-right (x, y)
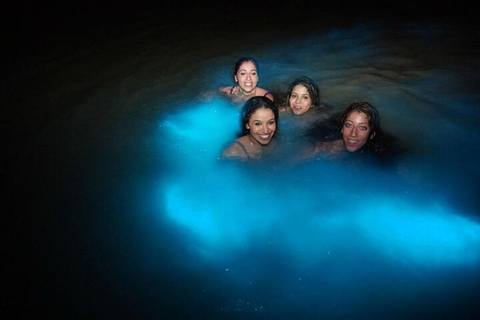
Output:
top-left (4, 3), bottom-right (480, 319)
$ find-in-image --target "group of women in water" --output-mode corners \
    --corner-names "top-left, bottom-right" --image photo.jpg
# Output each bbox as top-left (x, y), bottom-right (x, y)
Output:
top-left (218, 57), bottom-right (402, 166)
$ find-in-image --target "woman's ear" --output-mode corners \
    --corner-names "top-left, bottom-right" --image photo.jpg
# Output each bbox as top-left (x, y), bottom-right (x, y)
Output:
top-left (370, 131), bottom-right (376, 139)
top-left (246, 124), bottom-right (250, 130)
top-left (234, 76), bottom-right (238, 82)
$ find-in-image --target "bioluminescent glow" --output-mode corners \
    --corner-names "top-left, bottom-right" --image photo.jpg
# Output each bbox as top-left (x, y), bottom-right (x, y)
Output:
top-left (159, 99), bottom-right (239, 167)
top-left (158, 98), bottom-right (480, 269)
top-left (356, 198), bottom-right (480, 266)
top-left (154, 23), bottom-right (480, 318)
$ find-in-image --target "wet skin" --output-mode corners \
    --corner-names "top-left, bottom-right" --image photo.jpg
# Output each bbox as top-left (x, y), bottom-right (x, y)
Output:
top-left (246, 107), bottom-right (277, 145)
top-left (289, 84), bottom-right (313, 115)
top-left (235, 61), bottom-right (259, 95)
top-left (341, 111), bottom-right (372, 152)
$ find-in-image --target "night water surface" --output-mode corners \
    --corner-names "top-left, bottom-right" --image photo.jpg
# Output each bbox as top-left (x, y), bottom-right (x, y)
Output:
top-left (5, 8), bottom-right (480, 320)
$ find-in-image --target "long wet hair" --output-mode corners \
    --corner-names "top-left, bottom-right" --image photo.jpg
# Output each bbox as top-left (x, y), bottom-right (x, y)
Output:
top-left (306, 102), bottom-right (404, 165)
top-left (308, 101), bottom-right (400, 154)
top-left (240, 96), bottom-right (279, 136)
top-left (286, 76), bottom-right (320, 108)
top-left (339, 102), bottom-right (405, 158)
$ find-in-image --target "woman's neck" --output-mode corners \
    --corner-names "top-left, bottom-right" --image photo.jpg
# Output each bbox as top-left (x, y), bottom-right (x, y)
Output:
top-left (238, 87), bottom-right (257, 98)
top-left (247, 134), bottom-right (262, 148)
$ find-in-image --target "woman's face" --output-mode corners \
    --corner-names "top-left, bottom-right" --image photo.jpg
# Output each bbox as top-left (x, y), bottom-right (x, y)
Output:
top-left (235, 61), bottom-right (259, 94)
top-left (246, 107), bottom-right (276, 145)
top-left (341, 111), bottom-right (372, 152)
top-left (289, 84), bottom-right (312, 115)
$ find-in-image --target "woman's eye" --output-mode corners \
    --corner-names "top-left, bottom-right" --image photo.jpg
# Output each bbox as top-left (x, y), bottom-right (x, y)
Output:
top-left (268, 120), bottom-right (276, 125)
top-left (344, 123), bottom-right (351, 128)
top-left (360, 126), bottom-right (368, 131)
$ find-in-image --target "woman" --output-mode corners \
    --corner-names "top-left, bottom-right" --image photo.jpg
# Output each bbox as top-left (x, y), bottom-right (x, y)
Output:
top-left (280, 76), bottom-right (323, 116)
top-left (219, 57), bottom-right (274, 103)
top-left (221, 96), bottom-right (279, 160)
top-left (304, 102), bottom-right (402, 165)
top-left (340, 101), bottom-right (381, 153)
top-left (276, 77), bottom-right (330, 161)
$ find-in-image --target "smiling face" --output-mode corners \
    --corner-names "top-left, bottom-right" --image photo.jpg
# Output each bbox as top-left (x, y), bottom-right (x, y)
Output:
top-left (288, 84), bottom-right (313, 115)
top-left (342, 111), bottom-right (373, 152)
top-left (234, 61), bottom-right (259, 94)
top-left (246, 107), bottom-right (276, 145)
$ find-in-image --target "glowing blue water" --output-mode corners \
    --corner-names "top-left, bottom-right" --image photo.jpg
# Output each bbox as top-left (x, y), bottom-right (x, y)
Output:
top-left (155, 22), bottom-right (480, 318)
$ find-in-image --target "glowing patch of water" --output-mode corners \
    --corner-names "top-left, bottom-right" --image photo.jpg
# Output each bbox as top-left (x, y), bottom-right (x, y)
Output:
top-left (159, 101), bottom-right (480, 268)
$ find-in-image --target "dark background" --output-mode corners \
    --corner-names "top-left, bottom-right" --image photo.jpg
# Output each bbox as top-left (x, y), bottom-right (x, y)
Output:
top-left (3, 1), bottom-right (478, 319)
top-left (4, 0), bottom-right (476, 73)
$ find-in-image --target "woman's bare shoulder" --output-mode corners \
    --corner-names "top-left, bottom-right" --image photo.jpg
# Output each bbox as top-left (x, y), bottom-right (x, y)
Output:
top-left (219, 86), bottom-right (234, 95)
top-left (257, 87), bottom-right (274, 101)
top-left (222, 139), bottom-right (247, 159)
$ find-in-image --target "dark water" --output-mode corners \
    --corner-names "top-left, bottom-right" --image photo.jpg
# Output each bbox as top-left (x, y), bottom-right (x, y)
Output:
top-left (4, 2), bottom-right (480, 319)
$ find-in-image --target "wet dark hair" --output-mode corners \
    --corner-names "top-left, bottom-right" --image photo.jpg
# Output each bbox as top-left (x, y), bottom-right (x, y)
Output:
top-left (286, 76), bottom-right (320, 107)
top-left (340, 102), bottom-right (380, 140)
top-left (340, 102), bottom-right (406, 158)
top-left (233, 57), bottom-right (259, 77)
top-left (307, 101), bottom-right (404, 164)
top-left (240, 96), bottom-right (279, 135)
